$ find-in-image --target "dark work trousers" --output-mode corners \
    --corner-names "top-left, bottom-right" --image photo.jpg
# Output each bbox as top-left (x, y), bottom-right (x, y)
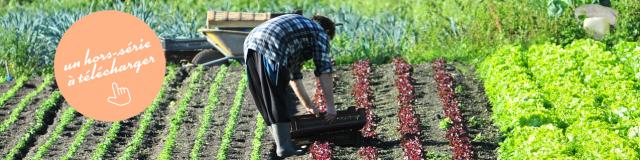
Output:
top-left (245, 50), bottom-right (296, 126)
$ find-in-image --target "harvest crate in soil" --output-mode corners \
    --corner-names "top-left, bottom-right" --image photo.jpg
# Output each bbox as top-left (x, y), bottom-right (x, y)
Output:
top-left (291, 107), bottom-right (366, 146)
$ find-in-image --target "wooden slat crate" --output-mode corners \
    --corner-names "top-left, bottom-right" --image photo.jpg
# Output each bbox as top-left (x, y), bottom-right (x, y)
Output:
top-left (206, 11), bottom-right (273, 28)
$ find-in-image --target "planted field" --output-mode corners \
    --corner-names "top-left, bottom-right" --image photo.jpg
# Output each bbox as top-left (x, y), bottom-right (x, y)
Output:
top-left (479, 39), bottom-right (640, 159)
top-left (8, 40), bottom-right (638, 160)
top-left (3, 0), bottom-right (640, 159)
top-left (3, 41), bottom-right (639, 159)
top-left (0, 59), bottom-right (501, 159)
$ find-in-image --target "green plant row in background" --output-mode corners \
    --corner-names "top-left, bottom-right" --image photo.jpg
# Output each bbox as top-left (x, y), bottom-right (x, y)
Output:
top-left (61, 118), bottom-right (95, 160)
top-left (118, 66), bottom-right (177, 160)
top-left (158, 65), bottom-right (205, 160)
top-left (4, 91), bottom-right (62, 160)
top-left (0, 75), bottom-right (53, 133)
top-left (0, 0), bottom-right (409, 77)
top-left (2, 0), bottom-right (638, 79)
top-left (189, 65), bottom-right (228, 160)
top-left (478, 39), bottom-right (640, 159)
top-left (216, 73), bottom-right (248, 160)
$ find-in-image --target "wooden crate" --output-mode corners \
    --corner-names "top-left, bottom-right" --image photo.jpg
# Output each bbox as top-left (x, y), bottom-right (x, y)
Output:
top-left (290, 107), bottom-right (366, 146)
top-left (206, 11), bottom-right (272, 28)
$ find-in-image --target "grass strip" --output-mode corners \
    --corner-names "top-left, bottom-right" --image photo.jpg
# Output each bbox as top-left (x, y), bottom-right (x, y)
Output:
top-left (215, 73), bottom-right (248, 160)
top-left (157, 66), bottom-right (205, 160)
top-left (189, 65), bottom-right (227, 160)
top-left (4, 91), bottom-right (62, 160)
top-left (0, 75), bottom-right (53, 133)
top-left (61, 118), bottom-right (95, 160)
top-left (118, 66), bottom-right (178, 160)
top-left (0, 76), bottom-right (28, 108)
top-left (31, 107), bottom-right (77, 160)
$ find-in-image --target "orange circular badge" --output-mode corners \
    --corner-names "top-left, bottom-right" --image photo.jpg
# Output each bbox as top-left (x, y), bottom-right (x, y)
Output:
top-left (54, 10), bottom-right (165, 122)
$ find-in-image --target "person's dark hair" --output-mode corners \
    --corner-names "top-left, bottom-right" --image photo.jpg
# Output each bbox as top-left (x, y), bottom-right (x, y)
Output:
top-left (311, 15), bottom-right (336, 40)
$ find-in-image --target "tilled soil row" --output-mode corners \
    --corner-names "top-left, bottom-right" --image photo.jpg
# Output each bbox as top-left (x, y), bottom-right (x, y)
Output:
top-left (332, 66), bottom-right (356, 111)
top-left (227, 91), bottom-right (258, 160)
top-left (450, 63), bottom-right (500, 160)
top-left (138, 66), bottom-right (195, 160)
top-left (260, 127), bottom-right (276, 159)
top-left (0, 87), bottom-right (61, 160)
top-left (411, 63), bottom-right (451, 158)
top-left (101, 117), bottom-right (140, 159)
top-left (23, 103), bottom-right (84, 159)
top-left (99, 67), bottom-right (186, 159)
top-left (333, 65), bottom-right (365, 160)
top-left (72, 121), bottom-right (112, 159)
top-left (42, 115), bottom-right (88, 159)
top-left (199, 65), bottom-right (243, 159)
top-left (371, 64), bottom-right (404, 159)
top-left (171, 66), bottom-right (219, 159)
top-left (0, 78), bottom-right (40, 122)
top-left (0, 82), bottom-right (51, 156)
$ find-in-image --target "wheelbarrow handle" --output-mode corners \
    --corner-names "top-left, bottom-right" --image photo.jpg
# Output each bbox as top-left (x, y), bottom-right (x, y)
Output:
top-left (200, 56), bottom-right (245, 67)
top-left (4, 61), bottom-right (12, 82)
top-left (4, 61), bottom-right (8, 74)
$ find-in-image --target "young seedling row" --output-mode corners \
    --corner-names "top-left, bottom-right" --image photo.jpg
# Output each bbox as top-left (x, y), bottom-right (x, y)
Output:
top-left (215, 73), bottom-right (248, 160)
top-left (352, 60), bottom-right (379, 160)
top-left (61, 118), bottom-right (94, 160)
top-left (310, 79), bottom-right (334, 160)
top-left (92, 121), bottom-right (121, 159)
top-left (118, 65), bottom-right (178, 160)
top-left (31, 107), bottom-right (77, 160)
top-left (432, 59), bottom-right (474, 159)
top-left (249, 114), bottom-right (266, 160)
top-left (393, 58), bottom-right (424, 160)
top-left (190, 65), bottom-right (228, 159)
top-left (4, 91), bottom-right (62, 160)
top-left (0, 76), bottom-right (27, 107)
top-left (0, 75), bottom-right (53, 133)
top-left (158, 66), bottom-right (205, 159)
top-left (352, 60), bottom-right (377, 138)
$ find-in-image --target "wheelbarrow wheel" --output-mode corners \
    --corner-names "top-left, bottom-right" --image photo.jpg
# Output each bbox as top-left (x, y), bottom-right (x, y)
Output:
top-left (192, 49), bottom-right (227, 65)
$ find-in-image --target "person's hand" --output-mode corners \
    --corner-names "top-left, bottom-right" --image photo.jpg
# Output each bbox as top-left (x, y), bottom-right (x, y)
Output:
top-left (306, 106), bottom-right (320, 116)
top-left (324, 107), bottom-right (337, 122)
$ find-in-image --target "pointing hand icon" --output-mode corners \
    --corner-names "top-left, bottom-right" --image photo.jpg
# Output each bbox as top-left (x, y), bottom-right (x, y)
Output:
top-left (107, 82), bottom-right (131, 106)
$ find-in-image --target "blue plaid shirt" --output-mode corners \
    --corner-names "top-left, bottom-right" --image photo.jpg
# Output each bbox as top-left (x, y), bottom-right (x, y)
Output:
top-left (244, 14), bottom-right (333, 82)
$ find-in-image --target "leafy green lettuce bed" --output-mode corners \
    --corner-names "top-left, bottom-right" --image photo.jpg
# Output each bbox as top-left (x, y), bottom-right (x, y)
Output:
top-left (479, 39), bottom-right (640, 159)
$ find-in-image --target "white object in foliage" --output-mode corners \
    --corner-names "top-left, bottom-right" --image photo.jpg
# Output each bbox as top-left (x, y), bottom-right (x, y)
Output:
top-left (575, 4), bottom-right (617, 40)
top-left (583, 17), bottom-right (610, 40)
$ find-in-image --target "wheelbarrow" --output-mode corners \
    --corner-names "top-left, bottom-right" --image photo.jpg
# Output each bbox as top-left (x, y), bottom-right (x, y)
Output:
top-left (163, 10), bottom-right (301, 66)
